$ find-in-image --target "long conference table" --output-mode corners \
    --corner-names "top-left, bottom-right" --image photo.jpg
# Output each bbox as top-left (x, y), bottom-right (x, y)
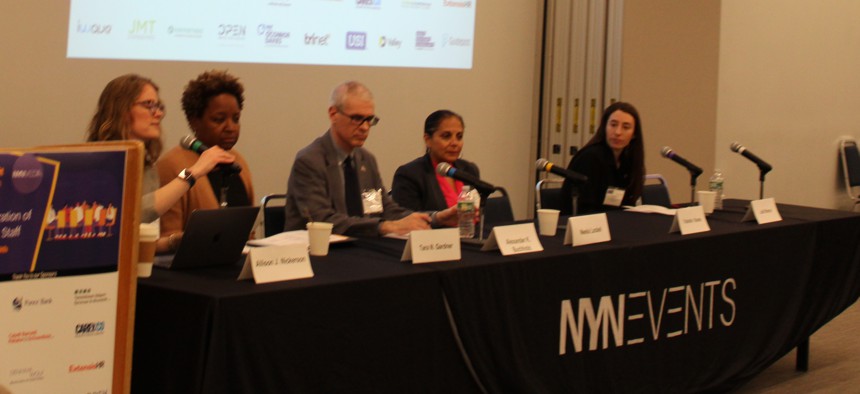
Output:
top-left (131, 200), bottom-right (860, 393)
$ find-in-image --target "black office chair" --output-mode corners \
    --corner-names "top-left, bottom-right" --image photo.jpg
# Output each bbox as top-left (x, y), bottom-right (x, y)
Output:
top-left (260, 193), bottom-right (287, 237)
top-left (839, 138), bottom-right (860, 211)
top-left (535, 178), bottom-right (564, 212)
top-left (483, 188), bottom-right (515, 227)
top-left (641, 174), bottom-right (672, 208)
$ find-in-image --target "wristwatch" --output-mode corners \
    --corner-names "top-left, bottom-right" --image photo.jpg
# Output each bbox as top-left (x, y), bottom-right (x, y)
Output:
top-left (177, 168), bottom-right (196, 188)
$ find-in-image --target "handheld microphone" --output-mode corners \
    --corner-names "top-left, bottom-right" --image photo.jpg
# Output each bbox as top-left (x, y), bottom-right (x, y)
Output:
top-left (660, 146), bottom-right (703, 176)
top-left (535, 158), bottom-right (588, 183)
top-left (730, 142), bottom-right (772, 173)
top-left (436, 162), bottom-right (496, 194)
top-left (180, 135), bottom-right (241, 173)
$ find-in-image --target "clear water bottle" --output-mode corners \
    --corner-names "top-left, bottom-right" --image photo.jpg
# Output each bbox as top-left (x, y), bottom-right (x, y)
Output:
top-left (708, 169), bottom-right (724, 210)
top-left (457, 186), bottom-right (476, 238)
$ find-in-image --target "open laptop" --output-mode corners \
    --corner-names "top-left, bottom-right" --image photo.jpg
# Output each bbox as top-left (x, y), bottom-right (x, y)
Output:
top-left (155, 206), bottom-right (259, 269)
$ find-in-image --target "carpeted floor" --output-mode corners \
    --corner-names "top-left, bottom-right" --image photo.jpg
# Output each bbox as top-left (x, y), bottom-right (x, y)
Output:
top-left (733, 301), bottom-right (860, 393)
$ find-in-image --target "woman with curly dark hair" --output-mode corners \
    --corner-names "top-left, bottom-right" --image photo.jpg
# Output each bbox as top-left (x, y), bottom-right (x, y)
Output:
top-left (155, 70), bottom-right (255, 253)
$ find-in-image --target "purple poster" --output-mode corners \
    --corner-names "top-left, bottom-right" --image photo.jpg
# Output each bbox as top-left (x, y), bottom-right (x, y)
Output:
top-left (0, 151), bottom-right (126, 281)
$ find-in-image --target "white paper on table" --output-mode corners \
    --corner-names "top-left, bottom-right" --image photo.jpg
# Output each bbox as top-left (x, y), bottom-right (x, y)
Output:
top-left (247, 230), bottom-right (352, 247)
top-left (624, 204), bottom-right (677, 216)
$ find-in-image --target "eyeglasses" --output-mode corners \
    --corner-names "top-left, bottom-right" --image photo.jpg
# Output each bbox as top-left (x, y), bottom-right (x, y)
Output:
top-left (337, 108), bottom-right (380, 127)
top-left (135, 100), bottom-right (166, 115)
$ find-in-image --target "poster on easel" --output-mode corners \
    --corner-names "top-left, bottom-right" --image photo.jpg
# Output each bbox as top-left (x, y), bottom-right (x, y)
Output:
top-left (0, 142), bottom-right (142, 394)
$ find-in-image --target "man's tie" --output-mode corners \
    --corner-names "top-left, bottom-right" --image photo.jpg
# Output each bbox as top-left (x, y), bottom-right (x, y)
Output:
top-left (343, 156), bottom-right (363, 217)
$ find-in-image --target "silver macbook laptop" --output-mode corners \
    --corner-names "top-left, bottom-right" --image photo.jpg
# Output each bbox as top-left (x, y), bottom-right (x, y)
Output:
top-left (155, 206), bottom-right (259, 269)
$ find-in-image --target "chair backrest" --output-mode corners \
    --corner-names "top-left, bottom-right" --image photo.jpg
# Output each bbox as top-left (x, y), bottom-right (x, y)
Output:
top-left (641, 174), bottom-right (672, 208)
top-left (535, 178), bottom-right (564, 211)
top-left (839, 139), bottom-right (860, 201)
top-left (483, 189), bottom-right (515, 227)
top-left (260, 193), bottom-right (287, 237)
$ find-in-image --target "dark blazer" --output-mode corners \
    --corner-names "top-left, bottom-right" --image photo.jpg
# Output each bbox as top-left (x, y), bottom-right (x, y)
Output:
top-left (560, 143), bottom-right (636, 215)
top-left (284, 131), bottom-right (411, 236)
top-left (391, 153), bottom-right (480, 211)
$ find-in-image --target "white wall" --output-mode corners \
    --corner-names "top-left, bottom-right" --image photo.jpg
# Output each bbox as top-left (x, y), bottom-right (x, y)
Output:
top-left (717, 0), bottom-right (860, 209)
top-left (0, 3), bottom-right (543, 218)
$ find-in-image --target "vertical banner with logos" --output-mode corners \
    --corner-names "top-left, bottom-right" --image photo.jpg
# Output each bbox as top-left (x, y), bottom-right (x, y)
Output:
top-left (0, 142), bottom-right (142, 394)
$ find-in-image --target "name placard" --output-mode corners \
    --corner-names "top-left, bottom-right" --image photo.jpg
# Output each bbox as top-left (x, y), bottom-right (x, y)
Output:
top-left (563, 213), bottom-right (611, 246)
top-left (401, 228), bottom-right (461, 264)
top-left (480, 223), bottom-right (544, 255)
top-left (670, 205), bottom-right (711, 235)
top-left (238, 244), bottom-right (314, 284)
top-left (742, 198), bottom-right (783, 224)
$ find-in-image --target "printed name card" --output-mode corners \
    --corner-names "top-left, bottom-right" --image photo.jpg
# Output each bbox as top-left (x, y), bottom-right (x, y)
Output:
top-left (480, 223), bottom-right (544, 255)
top-left (742, 198), bottom-right (783, 224)
top-left (238, 244), bottom-right (314, 284)
top-left (563, 213), bottom-right (611, 246)
top-left (401, 228), bottom-right (461, 264)
top-left (669, 205), bottom-right (711, 235)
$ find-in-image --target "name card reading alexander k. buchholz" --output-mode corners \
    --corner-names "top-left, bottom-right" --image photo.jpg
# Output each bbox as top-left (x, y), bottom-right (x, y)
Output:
top-left (563, 213), bottom-right (611, 246)
top-left (670, 205), bottom-right (711, 235)
top-left (480, 223), bottom-right (544, 255)
top-left (238, 244), bottom-right (314, 284)
top-left (401, 228), bottom-right (461, 264)
top-left (742, 197), bottom-right (782, 224)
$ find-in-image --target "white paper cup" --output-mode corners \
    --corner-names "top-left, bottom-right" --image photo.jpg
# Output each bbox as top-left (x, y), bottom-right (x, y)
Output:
top-left (537, 209), bottom-right (561, 236)
top-left (697, 191), bottom-right (717, 214)
top-left (306, 222), bottom-right (334, 256)
top-left (138, 223), bottom-right (159, 278)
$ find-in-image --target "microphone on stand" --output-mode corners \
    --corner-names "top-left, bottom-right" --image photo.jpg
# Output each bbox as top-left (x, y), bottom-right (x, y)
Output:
top-left (180, 135), bottom-right (242, 173)
top-left (535, 158), bottom-right (588, 183)
top-left (660, 146), bottom-right (703, 176)
top-left (730, 142), bottom-right (772, 173)
top-left (436, 162), bottom-right (496, 195)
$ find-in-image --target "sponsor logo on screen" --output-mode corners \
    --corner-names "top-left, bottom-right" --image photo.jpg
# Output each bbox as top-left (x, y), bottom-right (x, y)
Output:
top-left (258, 25), bottom-right (291, 46)
top-left (8, 367), bottom-right (45, 385)
top-left (346, 32), bottom-right (367, 50)
top-left (304, 33), bottom-right (330, 46)
top-left (168, 25), bottom-right (204, 39)
top-left (128, 19), bottom-right (156, 38)
top-left (267, 0), bottom-right (294, 6)
top-left (10, 296), bottom-right (52, 311)
top-left (401, 0), bottom-right (431, 9)
top-left (443, 0), bottom-right (472, 8)
top-left (218, 24), bottom-right (247, 40)
top-left (357, 0), bottom-right (381, 8)
top-left (378, 36), bottom-right (402, 49)
top-left (75, 321), bottom-right (106, 337)
top-left (68, 360), bottom-right (105, 373)
top-left (74, 288), bottom-right (108, 306)
top-left (415, 31), bottom-right (435, 49)
top-left (8, 329), bottom-right (54, 344)
top-left (76, 21), bottom-right (112, 35)
top-left (442, 34), bottom-right (471, 47)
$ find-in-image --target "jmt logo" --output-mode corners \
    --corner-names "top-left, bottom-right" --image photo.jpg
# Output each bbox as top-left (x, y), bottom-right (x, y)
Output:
top-left (346, 32), bottom-right (366, 49)
top-left (128, 20), bottom-right (155, 35)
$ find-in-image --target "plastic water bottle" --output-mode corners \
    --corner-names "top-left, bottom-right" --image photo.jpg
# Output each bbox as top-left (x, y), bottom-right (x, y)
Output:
top-left (709, 169), bottom-right (724, 210)
top-left (457, 186), bottom-right (476, 238)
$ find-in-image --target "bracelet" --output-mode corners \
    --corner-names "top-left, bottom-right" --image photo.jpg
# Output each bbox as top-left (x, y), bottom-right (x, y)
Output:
top-left (429, 211), bottom-right (438, 226)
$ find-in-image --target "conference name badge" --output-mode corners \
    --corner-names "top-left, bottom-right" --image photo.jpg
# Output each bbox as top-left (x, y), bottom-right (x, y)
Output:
top-left (401, 228), bottom-right (461, 264)
top-left (742, 198), bottom-right (782, 224)
top-left (603, 187), bottom-right (625, 207)
top-left (563, 213), bottom-right (611, 246)
top-left (481, 223), bottom-right (544, 255)
top-left (362, 188), bottom-right (384, 214)
top-left (239, 244), bottom-right (314, 284)
top-left (670, 205), bottom-right (711, 235)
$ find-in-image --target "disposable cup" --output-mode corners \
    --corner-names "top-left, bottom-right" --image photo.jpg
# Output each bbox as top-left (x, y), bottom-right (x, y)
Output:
top-left (537, 209), bottom-right (561, 236)
top-left (306, 222), bottom-right (334, 256)
top-left (697, 191), bottom-right (717, 214)
top-left (138, 223), bottom-right (159, 278)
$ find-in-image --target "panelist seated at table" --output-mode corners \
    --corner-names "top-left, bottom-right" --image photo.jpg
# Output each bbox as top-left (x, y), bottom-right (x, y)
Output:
top-left (391, 110), bottom-right (480, 218)
top-left (86, 74), bottom-right (236, 224)
top-left (283, 81), bottom-right (457, 237)
top-left (156, 70), bottom-right (255, 253)
top-left (560, 101), bottom-right (645, 215)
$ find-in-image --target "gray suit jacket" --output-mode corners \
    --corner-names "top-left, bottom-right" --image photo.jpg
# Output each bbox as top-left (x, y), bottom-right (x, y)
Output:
top-left (284, 131), bottom-right (411, 236)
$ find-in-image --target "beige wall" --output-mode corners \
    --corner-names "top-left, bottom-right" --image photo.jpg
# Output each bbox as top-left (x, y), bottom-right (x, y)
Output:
top-left (621, 0), bottom-right (722, 204)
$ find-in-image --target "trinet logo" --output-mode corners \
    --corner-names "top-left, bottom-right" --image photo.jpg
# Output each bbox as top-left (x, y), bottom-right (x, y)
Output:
top-left (68, 361), bottom-right (105, 373)
top-left (346, 32), bottom-right (367, 50)
top-left (304, 33), bottom-right (330, 46)
top-left (415, 31), bottom-right (434, 49)
top-left (76, 21), bottom-right (112, 35)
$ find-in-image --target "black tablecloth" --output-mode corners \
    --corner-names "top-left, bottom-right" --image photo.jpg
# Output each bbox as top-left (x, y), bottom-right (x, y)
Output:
top-left (132, 200), bottom-right (860, 393)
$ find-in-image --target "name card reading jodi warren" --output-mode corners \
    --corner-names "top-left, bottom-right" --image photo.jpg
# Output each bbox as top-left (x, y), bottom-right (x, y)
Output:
top-left (481, 223), bottom-right (544, 256)
top-left (401, 228), bottom-right (460, 264)
top-left (239, 243), bottom-right (314, 284)
top-left (742, 198), bottom-right (783, 224)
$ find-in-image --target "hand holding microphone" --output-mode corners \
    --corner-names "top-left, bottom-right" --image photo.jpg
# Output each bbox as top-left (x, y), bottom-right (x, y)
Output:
top-left (180, 135), bottom-right (241, 174)
top-left (536, 158), bottom-right (588, 182)
top-left (436, 162), bottom-right (496, 194)
top-left (660, 146), bottom-right (703, 176)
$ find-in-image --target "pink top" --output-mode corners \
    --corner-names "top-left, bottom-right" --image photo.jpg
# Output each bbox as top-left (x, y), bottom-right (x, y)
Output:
top-left (432, 158), bottom-right (464, 208)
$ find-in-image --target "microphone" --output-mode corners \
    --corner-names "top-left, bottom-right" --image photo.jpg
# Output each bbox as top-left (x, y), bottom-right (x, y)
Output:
top-left (660, 146), bottom-right (703, 176)
top-left (730, 142), bottom-right (772, 173)
top-left (180, 135), bottom-right (241, 173)
top-left (535, 158), bottom-right (588, 183)
top-left (436, 162), bottom-right (496, 194)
